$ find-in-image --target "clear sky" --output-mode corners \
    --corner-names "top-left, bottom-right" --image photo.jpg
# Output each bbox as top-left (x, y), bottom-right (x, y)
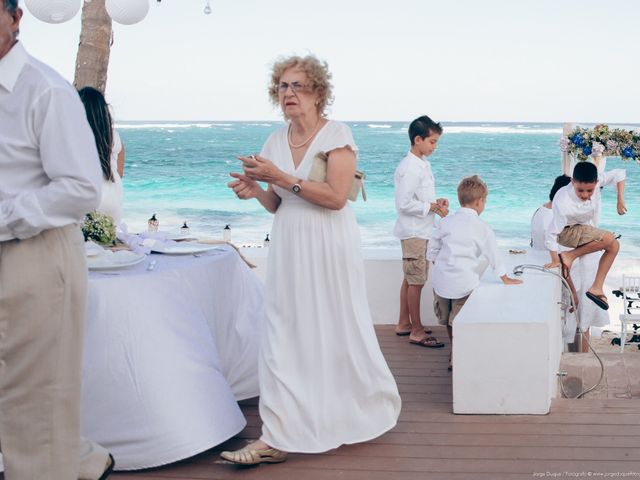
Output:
top-left (19, 0), bottom-right (640, 123)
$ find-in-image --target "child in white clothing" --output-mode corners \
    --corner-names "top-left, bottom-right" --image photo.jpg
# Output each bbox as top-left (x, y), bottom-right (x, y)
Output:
top-left (393, 115), bottom-right (449, 348)
top-left (544, 162), bottom-right (620, 351)
top-left (427, 175), bottom-right (522, 370)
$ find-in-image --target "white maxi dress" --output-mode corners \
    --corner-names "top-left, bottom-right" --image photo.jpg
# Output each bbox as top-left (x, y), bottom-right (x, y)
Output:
top-left (258, 121), bottom-right (401, 453)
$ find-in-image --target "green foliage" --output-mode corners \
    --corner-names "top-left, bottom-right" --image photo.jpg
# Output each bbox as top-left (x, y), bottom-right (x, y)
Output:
top-left (82, 211), bottom-right (116, 245)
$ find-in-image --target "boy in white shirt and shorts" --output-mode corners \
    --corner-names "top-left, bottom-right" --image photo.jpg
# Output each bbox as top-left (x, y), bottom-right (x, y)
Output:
top-left (427, 175), bottom-right (522, 370)
top-left (544, 161), bottom-right (620, 313)
top-left (393, 115), bottom-right (449, 348)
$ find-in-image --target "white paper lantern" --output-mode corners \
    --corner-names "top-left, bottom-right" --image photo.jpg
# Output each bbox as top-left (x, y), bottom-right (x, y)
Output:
top-left (105, 0), bottom-right (150, 25)
top-left (25, 0), bottom-right (81, 24)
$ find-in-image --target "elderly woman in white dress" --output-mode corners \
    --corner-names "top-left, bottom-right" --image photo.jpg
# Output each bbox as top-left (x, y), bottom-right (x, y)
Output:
top-left (222, 54), bottom-right (401, 465)
top-left (78, 86), bottom-right (125, 225)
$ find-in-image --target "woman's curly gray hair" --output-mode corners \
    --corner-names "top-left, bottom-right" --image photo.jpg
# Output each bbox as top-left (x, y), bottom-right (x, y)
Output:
top-left (268, 54), bottom-right (334, 117)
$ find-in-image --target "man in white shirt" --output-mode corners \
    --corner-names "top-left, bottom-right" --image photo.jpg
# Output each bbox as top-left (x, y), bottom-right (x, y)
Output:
top-left (0, 2), bottom-right (113, 478)
top-left (427, 175), bottom-right (522, 370)
top-left (393, 115), bottom-right (448, 348)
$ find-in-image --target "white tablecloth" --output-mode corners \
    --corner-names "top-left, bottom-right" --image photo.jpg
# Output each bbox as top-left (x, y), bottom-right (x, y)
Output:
top-left (81, 246), bottom-right (263, 470)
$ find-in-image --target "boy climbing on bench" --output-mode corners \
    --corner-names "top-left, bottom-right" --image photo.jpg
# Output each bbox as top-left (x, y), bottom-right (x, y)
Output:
top-left (544, 161), bottom-right (620, 311)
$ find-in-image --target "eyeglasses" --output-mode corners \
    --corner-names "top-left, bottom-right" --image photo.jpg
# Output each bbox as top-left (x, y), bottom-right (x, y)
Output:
top-left (277, 82), bottom-right (311, 94)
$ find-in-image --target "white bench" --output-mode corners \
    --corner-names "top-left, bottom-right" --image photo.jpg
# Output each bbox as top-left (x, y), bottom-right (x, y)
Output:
top-left (452, 250), bottom-right (564, 415)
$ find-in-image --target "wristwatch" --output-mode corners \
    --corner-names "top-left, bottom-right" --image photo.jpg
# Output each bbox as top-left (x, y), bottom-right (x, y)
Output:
top-left (291, 180), bottom-right (302, 194)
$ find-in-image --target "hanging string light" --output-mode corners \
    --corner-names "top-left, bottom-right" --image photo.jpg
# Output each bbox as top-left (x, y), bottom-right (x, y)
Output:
top-left (24, 0), bottom-right (82, 24)
top-left (26, 0), bottom-right (213, 23)
top-left (105, 0), bottom-right (150, 25)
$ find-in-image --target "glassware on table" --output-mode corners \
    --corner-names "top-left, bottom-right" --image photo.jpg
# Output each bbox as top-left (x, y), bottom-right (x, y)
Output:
top-left (148, 214), bottom-right (159, 233)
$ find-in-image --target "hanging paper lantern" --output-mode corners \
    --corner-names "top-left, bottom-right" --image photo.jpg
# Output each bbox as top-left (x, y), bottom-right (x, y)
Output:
top-left (24, 0), bottom-right (81, 24)
top-left (105, 0), bottom-right (150, 25)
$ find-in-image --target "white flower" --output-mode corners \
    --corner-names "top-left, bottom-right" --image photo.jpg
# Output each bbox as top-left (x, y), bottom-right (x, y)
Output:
top-left (559, 136), bottom-right (569, 152)
top-left (592, 142), bottom-right (605, 156)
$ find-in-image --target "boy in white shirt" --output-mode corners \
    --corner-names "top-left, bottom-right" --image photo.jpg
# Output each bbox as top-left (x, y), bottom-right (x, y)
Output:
top-left (393, 115), bottom-right (449, 348)
top-left (544, 161), bottom-right (620, 312)
top-left (427, 175), bottom-right (522, 370)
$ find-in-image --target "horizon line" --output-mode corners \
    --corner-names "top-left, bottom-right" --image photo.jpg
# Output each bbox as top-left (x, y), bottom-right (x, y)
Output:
top-left (112, 119), bottom-right (640, 126)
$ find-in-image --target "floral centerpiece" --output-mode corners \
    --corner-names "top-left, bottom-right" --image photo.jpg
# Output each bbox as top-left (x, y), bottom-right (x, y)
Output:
top-left (560, 124), bottom-right (640, 163)
top-left (82, 211), bottom-right (116, 246)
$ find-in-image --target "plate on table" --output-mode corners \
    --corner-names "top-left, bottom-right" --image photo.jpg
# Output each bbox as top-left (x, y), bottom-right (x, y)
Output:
top-left (150, 242), bottom-right (219, 255)
top-left (141, 230), bottom-right (196, 242)
top-left (87, 250), bottom-right (146, 270)
top-left (85, 241), bottom-right (105, 257)
top-left (165, 232), bottom-right (198, 241)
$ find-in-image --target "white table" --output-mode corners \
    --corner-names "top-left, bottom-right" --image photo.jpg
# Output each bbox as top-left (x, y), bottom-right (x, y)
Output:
top-left (81, 246), bottom-right (263, 470)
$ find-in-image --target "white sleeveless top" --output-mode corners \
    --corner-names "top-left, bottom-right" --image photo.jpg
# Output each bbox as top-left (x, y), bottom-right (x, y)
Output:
top-left (97, 130), bottom-right (123, 224)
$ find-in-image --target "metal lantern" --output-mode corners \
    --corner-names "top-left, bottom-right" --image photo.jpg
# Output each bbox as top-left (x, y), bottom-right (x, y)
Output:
top-left (105, 0), bottom-right (150, 25)
top-left (24, 0), bottom-right (81, 24)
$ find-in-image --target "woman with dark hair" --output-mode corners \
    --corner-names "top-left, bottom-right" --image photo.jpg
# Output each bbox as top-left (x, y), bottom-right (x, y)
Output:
top-left (530, 174), bottom-right (571, 251)
top-left (78, 86), bottom-right (125, 224)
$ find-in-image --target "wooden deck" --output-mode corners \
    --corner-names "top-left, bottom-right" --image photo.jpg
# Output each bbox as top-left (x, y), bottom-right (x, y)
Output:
top-left (8, 325), bottom-right (640, 479)
top-left (107, 326), bottom-right (640, 479)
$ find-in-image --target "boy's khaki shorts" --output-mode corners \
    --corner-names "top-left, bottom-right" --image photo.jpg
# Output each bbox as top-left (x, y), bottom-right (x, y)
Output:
top-left (401, 237), bottom-right (428, 286)
top-left (433, 292), bottom-right (470, 326)
top-left (557, 224), bottom-right (608, 249)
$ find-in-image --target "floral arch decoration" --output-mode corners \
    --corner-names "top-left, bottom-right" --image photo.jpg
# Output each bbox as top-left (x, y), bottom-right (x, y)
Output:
top-left (560, 124), bottom-right (640, 163)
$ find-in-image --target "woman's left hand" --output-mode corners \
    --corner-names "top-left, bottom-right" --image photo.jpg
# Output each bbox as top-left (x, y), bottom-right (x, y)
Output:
top-left (239, 155), bottom-right (283, 184)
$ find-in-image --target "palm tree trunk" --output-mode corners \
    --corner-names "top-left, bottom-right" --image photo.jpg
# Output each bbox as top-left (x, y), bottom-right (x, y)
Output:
top-left (74, 0), bottom-right (112, 93)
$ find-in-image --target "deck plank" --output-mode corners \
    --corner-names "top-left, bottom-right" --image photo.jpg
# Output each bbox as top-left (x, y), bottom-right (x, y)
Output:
top-left (3, 325), bottom-right (638, 480)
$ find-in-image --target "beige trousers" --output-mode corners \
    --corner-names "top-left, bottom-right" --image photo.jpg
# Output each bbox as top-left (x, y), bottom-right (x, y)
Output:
top-left (0, 225), bottom-right (108, 480)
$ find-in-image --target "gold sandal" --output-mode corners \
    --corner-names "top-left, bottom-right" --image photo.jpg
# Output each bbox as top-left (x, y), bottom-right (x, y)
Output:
top-left (220, 444), bottom-right (288, 465)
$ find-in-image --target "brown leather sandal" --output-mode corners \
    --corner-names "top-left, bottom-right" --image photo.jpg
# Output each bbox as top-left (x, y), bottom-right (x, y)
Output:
top-left (409, 336), bottom-right (445, 348)
top-left (220, 444), bottom-right (288, 465)
top-left (98, 454), bottom-right (115, 480)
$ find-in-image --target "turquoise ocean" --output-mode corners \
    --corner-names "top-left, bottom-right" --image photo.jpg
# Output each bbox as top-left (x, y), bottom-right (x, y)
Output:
top-left (118, 121), bottom-right (640, 257)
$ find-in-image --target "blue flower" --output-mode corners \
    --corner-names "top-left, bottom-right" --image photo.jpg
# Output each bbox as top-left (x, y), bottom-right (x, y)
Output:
top-left (582, 146), bottom-right (592, 156)
top-left (622, 146), bottom-right (636, 158)
top-left (571, 133), bottom-right (586, 147)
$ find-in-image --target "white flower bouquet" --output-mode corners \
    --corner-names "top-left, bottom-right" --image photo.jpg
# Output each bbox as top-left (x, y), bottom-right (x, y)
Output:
top-left (82, 211), bottom-right (116, 246)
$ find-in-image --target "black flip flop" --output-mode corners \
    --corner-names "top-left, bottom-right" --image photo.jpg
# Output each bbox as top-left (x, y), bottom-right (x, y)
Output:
top-left (559, 253), bottom-right (579, 306)
top-left (585, 291), bottom-right (609, 310)
top-left (98, 454), bottom-right (115, 480)
top-left (396, 328), bottom-right (432, 336)
top-left (558, 253), bottom-right (571, 280)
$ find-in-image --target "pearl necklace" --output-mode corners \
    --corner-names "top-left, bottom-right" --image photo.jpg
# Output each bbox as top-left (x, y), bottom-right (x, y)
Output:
top-left (288, 117), bottom-right (323, 149)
